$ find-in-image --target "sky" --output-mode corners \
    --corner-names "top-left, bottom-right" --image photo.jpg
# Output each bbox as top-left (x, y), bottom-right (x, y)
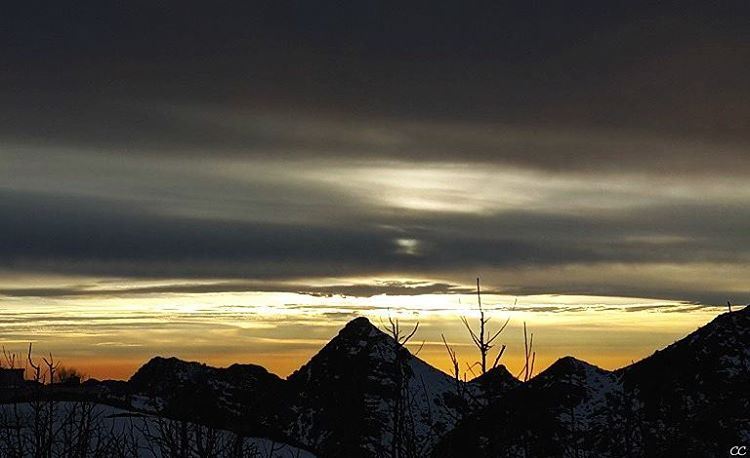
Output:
top-left (1, 2), bottom-right (749, 379)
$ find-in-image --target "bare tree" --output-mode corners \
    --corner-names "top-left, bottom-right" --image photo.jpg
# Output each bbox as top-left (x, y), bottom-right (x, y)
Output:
top-left (56, 365), bottom-right (87, 384)
top-left (0, 345), bottom-right (117, 457)
top-left (439, 334), bottom-right (478, 422)
top-left (460, 278), bottom-right (509, 376)
top-left (27, 343), bottom-right (42, 383)
top-left (2, 346), bottom-right (18, 369)
top-left (441, 335), bottom-right (461, 384)
top-left (516, 321), bottom-right (536, 382)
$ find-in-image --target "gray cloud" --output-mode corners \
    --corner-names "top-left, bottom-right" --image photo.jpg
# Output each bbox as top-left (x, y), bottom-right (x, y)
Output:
top-left (1, 3), bottom-right (749, 175)
top-left (2, 183), bottom-right (750, 305)
top-left (1, 2), bottom-right (749, 306)
top-left (0, 281), bottom-right (475, 299)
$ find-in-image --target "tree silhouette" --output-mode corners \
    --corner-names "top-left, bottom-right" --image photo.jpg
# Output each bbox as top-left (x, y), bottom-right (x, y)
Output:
top-left (460, 278), bottom-right (509, 375)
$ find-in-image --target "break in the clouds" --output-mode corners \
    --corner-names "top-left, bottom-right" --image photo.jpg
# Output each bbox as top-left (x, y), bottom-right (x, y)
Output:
top-left (1, 2), bottom-right (750, 305)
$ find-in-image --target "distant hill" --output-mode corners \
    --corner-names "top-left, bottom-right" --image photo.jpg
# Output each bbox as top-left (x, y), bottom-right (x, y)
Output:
top-left (128, 356), bottom-right (294, 440)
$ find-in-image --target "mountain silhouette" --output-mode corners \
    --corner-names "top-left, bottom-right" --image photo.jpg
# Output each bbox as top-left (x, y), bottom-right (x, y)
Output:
top-left (11, 308), bottom-right (746, 457)
top-left (120, 317), bottom-right (518, 457)
top-left (434, 306), bottom-right (750, 457)
top-left (128, 356), bottom-right (296, 442)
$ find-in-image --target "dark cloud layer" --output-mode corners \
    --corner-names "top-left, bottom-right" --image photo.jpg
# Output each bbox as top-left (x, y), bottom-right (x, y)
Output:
top-left (2, 2), bottom-right (749, 305)
top-left (2, 2), bottom-right (749, 172)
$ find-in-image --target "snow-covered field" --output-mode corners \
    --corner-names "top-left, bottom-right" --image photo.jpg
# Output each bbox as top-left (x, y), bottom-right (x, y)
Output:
top-left (0, 401), bottom-right (315, 457)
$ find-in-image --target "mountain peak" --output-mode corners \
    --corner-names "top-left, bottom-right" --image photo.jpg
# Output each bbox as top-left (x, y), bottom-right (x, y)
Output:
top-left (129, 356), bottom-right (207, 384)
top-left (470, 364), bottom-right (519, 388)
top-left (325, 316), bottom-right (393, 350)
top-left (288, 318), bottom-right (392, 385)
top-left (468, 364), bottom-right (521, 403)
top-left (531, 356), bottom-right (610, 388)
top-left (551, 355), bottom-right (597, 369)
top-left (344, 316), bottom-right (373, 328)
top-left (339, 316), bottom-right (381, 336)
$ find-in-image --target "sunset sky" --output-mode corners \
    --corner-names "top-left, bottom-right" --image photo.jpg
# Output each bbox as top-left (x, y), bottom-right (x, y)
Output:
top-left (1, 2), bottom-right (749, 379)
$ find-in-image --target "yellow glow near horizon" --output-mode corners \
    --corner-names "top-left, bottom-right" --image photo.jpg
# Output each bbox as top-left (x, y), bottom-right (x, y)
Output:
top-left (0, 276), bottom-right (725, 381)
